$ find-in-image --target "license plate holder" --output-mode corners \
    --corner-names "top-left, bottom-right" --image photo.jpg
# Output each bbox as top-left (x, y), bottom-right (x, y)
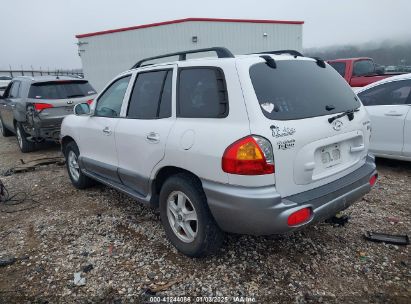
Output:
top-left (320, 143), bottom-right (342, 168)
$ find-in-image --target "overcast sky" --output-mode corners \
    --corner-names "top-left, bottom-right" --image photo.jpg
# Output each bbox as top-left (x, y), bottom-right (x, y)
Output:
top-left (1, 0), bottom-right (410, 70)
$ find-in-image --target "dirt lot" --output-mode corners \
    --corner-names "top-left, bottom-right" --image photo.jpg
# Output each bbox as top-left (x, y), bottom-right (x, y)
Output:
top-left (0, 135), bottom-right (410, 304)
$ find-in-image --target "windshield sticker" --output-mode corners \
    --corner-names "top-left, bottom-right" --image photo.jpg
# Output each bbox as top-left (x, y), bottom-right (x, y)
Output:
top-left (277, 139), bottom-right (295, 150)
top-left (260, 102), bottom-right (275, 113)
top-left (270, 125), bottom-right (296, 138)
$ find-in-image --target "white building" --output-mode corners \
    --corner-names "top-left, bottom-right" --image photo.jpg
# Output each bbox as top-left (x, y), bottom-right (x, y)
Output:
top-left (76, 18), bottom-right (304, 91)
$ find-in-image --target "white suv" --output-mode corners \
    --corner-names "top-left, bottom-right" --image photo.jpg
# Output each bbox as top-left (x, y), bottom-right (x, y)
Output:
top-left (61, 48), bottom-right (377, 257)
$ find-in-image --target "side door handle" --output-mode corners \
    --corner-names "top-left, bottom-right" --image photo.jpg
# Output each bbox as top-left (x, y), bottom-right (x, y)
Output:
top-left (384, 111), bottom-right (403, 117)
top-left (102, 126), bottom-right (112, 135)
top-left (146, 132), bottom-right (160, 143)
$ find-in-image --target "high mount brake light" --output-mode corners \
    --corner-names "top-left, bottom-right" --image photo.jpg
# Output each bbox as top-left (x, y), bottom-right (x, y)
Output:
top-left (33, 103), bottom-right (54, 111)
top-left (222, 136), bottom-right (274, 175)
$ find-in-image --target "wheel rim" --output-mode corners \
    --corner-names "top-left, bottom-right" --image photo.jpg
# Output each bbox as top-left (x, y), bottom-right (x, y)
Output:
top-left (16, 127), bottom-right (23, 148)
top-left (166, 191), bottom-right (198, 243)
top-left (68, 150), bottom-right (80, 181)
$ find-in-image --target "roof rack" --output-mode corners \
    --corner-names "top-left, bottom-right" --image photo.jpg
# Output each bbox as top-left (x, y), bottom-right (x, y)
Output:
top-left (253, 50), bottom-right (304, 57)
top-left (131, 47), bottom-right (235, 69)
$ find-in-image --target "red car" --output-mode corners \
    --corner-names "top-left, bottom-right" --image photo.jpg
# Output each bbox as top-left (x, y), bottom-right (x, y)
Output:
top-left (328, 57), bottom-right (403, 88)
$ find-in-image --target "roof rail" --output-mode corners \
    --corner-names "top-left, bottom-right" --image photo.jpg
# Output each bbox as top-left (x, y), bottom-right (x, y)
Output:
top-left (252, 50), bottom-right (304, 57)
top-left (131, 47), bottom-right (235, 69)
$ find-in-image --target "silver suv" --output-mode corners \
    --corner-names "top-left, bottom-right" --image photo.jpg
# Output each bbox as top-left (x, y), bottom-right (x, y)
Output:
top-left (0, 76), bottom-right (97, 152)
top-left (60, 48), bottom-right (377, 257)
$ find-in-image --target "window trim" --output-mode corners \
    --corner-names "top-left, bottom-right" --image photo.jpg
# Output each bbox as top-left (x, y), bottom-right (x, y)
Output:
top-left (177, 66), bottom-right (229, 118)
top-left (358, 79), bottom-right (411, 107)
top-left (126, 68), bottom-right (173, 120)
top-left (93, 74), bottom-right (132, 118)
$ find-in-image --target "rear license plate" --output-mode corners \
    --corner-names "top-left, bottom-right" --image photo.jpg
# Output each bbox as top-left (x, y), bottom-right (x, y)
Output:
top-left (321, 144), bottom-right (342, 168)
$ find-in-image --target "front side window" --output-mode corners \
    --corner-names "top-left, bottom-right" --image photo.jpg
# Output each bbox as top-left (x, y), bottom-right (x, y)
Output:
top-left (178, 68), bottom-right (228, 118)
top-left (250, 60), bottom-right (360, 120)
top-left (353, 60), bottom-right (375, 76)
top-left (329, 62), bottom-right (346, 77)
top-left (358, 80), bottom-right (411, 106)
top-left (9, 81), bottom-right (21, 98)
top-left (95, 76), bottom-right (131, 117)
top-left (127, 70), bottom-right (172, 119)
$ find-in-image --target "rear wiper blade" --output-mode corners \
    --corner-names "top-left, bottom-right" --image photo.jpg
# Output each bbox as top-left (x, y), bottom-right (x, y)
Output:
top-left (66, 94), bottom-right (85, 98)
top-left (328, 108), bottom-right (359, 123)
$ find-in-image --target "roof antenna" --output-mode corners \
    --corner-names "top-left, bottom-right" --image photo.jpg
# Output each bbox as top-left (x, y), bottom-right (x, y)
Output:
top-left (312, 57), bottom-right (326, 68)
top-left (260, 55), bottom-right (277, 69)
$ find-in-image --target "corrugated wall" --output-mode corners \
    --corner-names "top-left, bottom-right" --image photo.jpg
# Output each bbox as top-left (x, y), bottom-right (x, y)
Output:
top-left (78, 21), bottom-right (303, 91)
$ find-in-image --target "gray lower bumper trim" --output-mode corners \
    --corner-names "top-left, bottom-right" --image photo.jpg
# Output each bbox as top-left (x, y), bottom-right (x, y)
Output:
top-left (203, 155), bottom-right (376, 235)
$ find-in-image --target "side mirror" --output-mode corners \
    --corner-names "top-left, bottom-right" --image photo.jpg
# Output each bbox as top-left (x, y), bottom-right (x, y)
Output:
top-left (74, 103), bottom-right (90, 115)
top-left (375, 66), bottom-right (385, 75)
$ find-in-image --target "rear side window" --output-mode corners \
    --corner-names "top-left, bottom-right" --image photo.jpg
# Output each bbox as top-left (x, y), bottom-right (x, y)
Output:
top-left (353, 60), bottom-right (375, 76)
top-left (250, 60), bottom-right (360, 120)
top-left (28, 81), bottom-right (96, 99)
top-left (9, 81), bottom-right (21, 98)
top-left (358, 80), bottom-right (411, 106)
top-left (329, 62), bottom-right (346, 77)
top-left (127, 70), bottom-right (172, 119)
top-left (178, 68), bottom-right (228, 118)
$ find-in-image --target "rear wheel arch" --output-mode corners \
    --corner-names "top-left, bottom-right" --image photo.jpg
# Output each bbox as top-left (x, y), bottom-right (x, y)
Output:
top-left (151, 166), bottom-right (203, 206)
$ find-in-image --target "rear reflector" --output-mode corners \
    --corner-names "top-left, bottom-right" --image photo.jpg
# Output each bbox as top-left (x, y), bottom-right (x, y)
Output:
top-left (86, 99), bottom-right (94, 105)
top-left (369, 174), bottom-right (378, 187)
top-left (288, 208), bottom-right (311, 226)
top-left (33, 103), bottom-right (54, 111)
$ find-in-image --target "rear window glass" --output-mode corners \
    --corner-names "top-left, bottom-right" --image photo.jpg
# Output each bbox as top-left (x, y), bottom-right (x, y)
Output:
top-left (28, 81), bottom-right (96, 99)
top-left (250, 60), bottom-right (360, 120)
top-left (329, 62), bottom-right (346, 77)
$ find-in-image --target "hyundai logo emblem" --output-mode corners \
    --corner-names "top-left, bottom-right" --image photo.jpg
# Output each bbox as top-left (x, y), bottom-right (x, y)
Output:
top-left (332, 120), bottom-right (343, 131)
top-left (67, 100), bottom-right (73, 105)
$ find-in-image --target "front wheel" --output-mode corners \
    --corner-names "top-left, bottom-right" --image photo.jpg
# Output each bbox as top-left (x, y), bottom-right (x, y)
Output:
top-left (159, 173), bottom-right (224, 257)
top-left (16, 123), bottom-right (35, 153)
top-left (0, 116), bottom-right (13, 137)
top-left (64, 141), bottom-right (95, 189)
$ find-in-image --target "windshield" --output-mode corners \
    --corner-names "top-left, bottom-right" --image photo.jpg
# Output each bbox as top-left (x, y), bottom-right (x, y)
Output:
top-left (28, 80), bottom-right (96, 99)
top-left (249, 60), bottom-right (360, 120)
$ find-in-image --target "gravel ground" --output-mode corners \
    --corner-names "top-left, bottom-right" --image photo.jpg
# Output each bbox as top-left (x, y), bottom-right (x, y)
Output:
top-left (0, 135), bottom-right (410, 304)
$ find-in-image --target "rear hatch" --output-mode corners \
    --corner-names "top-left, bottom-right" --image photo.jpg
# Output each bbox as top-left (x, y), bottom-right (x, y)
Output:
top-left (28, 80), bottom-right (97, 126)
top-left (242, 57), bottom-right (371, 197)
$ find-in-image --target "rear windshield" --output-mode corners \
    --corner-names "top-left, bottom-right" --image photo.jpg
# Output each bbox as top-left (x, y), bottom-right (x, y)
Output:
top-left (329, 62), bottom-right (346, 77)
top-left (250, 60), bottom-right (360, 120)
top-left (28, 80), bottom-right (96, 99)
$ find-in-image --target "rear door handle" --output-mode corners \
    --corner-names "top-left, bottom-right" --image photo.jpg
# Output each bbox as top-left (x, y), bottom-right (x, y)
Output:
top-left (384, 112), bottom-right (403, 117)
top-left (350, 145), bottom-right (365, 153)
top-left (146, 132), bottom-right (160, 143)
top-left (102, 127), bottom-right (112, 135)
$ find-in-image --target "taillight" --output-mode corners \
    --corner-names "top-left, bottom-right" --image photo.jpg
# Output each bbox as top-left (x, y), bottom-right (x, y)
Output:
top-left (86, 99), bottom-right (94, 105)
top-left (222, 135), bottom-right (274, 175)
top-left (369, 174), bottom-right (378, 187)
top-left (288, 208), bottom-right (311, 226)
top-left (33, 103), bottom-right (53, 111)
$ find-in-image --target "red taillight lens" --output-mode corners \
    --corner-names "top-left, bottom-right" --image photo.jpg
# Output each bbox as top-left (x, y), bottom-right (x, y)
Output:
top-left (288, 208), bottom-right (311, 226)
top-left (86, 99), bottom-right (94, 105)
top-left (369, 174), bottom-right (378, 187)
top-left (222, 136), bottom-right (274, 175)
top-left (33, 103), bottom-right (53, 111)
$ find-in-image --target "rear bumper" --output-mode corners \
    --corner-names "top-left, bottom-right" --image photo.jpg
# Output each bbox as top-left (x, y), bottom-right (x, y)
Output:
top-left (24, 117), bottom-right (62, 141)
top-left (203, 155), bottom-right (377, 235)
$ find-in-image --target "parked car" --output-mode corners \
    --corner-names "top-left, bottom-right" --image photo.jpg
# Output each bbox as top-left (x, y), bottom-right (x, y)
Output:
top-left (0, 76), bottom-right (97, 152)
top-left (328, 58), bottom-right (404, 88)
top-left (60, 47), bottom-right (377, 257)
top-left (0, 75), bottom-right (12, 92)
top-left (357, 73), bottom-right (411, 161)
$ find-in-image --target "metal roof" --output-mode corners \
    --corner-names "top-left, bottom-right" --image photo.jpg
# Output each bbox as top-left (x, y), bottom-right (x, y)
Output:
top-left (76, 17), bottom-right (304, 39)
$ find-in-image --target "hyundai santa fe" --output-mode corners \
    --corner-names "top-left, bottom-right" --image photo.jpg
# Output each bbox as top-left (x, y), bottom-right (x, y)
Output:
top-left (60, 48), bottom-right (377, 257)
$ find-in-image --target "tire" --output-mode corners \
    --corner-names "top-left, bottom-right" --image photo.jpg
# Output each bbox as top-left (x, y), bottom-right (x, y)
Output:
top-left (16, 122), bottom-right (35, 153)
top-left (159, 173), bottom-right (224, 257)
top-left (64, 141), bottom-right (95, 189)
top-left (0, 116), bottom-right (13, 137)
